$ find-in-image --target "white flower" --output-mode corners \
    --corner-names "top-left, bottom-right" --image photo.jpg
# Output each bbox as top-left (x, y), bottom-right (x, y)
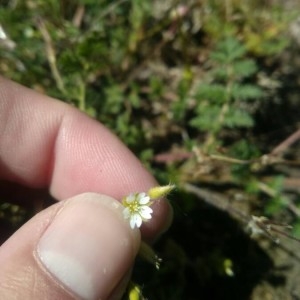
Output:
top-left (122, 192), bottom-right (153, 229)
top-left (122, 185), bottom-right (175, 229)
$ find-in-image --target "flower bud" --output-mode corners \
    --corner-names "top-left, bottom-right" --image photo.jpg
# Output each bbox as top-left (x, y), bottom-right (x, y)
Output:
top-left (147, 184), bottom-right (175, 200)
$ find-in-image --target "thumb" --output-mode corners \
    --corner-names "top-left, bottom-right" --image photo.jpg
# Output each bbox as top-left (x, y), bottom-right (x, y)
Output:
top-left (0, 193), bottom-right (141, 300)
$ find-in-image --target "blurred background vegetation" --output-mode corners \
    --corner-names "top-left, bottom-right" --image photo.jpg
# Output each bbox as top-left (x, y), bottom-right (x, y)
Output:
top-left (1, 0), bottom-right (300, 299)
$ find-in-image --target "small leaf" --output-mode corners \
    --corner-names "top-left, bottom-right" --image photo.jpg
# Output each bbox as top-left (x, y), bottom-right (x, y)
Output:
top-left (190, 105), bottom-right (222, 131)
top-left (195, 84), bottom-right (228, 103)
top-left (224, 108), bottom-right (254, 128)
top-left (211, 37), bottom-right (246, 63)
top-left (232, 59), bottom-right (258, 78)
top-left (265, 196), bottom-right (286, 215)
top-left (232, 84), bottom-right (263, 101)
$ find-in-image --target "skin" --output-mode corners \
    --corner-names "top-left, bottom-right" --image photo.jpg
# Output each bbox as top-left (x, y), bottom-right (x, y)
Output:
top-left (0, 77), bottom-right (172, 299)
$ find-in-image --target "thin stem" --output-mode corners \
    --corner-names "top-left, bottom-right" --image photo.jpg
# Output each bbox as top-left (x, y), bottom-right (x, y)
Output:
top-left (77, 77), bottom-right (86, 112)
top-left (271, 128), bottom-right (300, 156)
top-left (37, 19), bottom-right (67, 97)
top-left (209, 154), bottom-right (251, 165)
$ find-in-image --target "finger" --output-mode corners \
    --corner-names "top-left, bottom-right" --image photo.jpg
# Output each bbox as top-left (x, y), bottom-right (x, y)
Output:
top-left (0, 193), bottom-right (140, 300)
top-left (0, 76), bottom-right (153, 198)
top-left (0, 77), bottom-right (172, 240)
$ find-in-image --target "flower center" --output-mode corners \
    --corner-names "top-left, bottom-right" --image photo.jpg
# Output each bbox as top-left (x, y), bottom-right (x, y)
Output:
top-left (128, 198), bottom-right (140, 212)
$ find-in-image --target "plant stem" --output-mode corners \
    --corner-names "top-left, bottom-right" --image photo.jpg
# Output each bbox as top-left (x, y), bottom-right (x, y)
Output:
top-left (37, 19), bottom-right (67, 97)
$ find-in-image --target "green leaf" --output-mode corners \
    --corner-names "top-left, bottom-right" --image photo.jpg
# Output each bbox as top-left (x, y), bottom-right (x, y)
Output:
top-left (265, 196), bottom-right (287, 215)
top-left (232, 59), bottom-right (258, 78)
top-left (195, 84), bottom-right (228, 103)
top-left (103, 84), bottom-right (124, 114)
top-left (229, 139), bottom-right (261, 160)
top-left (231, 84), bottom-right (263, 101)
top-left (150, 77), bottom-right (165, 98)
top-left (128, 87), bottom-right (141, 108)
top-left (211, 37), bottom-right (246, 63)
top-left (292, 221), bottom-right (300, 238)
top-left (209, 52), bottom-right (229, 64)
top-left (224, 108), bottom-right (254, 128)
top-left (171, 79), bottom-right (191, 121)
top-left (190, 105), bottom-right (222, 131)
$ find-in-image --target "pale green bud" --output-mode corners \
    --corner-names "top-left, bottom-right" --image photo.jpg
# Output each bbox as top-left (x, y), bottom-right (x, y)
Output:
top-left (147, 184), bottom-right (175, 199)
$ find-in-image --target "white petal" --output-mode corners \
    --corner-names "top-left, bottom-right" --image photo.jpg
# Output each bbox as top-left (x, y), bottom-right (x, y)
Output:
top-left (139, 195), bottom-right (150, 205)
top-left (125, 194), bottom-right (135, 204)
top-left (130, 214), bottom-right (142, 229)
top-left (123, 207), bottom-right (131, 219)
top-left (140, 205), bottom-right (153, 214)
top-left (142, 213), bottom-right (152, 220)
top-left (139, 206), bottom-right (153, 219)
top-left (138, 192), bottom-right (147, 199)
top-left (129, 217), bottom-right (136, 229)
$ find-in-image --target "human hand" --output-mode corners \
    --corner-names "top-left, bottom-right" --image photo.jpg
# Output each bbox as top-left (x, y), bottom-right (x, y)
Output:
top-left (0, 77), bottom-right (172, 299)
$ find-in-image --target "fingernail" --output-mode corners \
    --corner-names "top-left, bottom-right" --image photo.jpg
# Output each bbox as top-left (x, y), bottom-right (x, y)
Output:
top-left (36, 193), bottom-right (140, 300)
